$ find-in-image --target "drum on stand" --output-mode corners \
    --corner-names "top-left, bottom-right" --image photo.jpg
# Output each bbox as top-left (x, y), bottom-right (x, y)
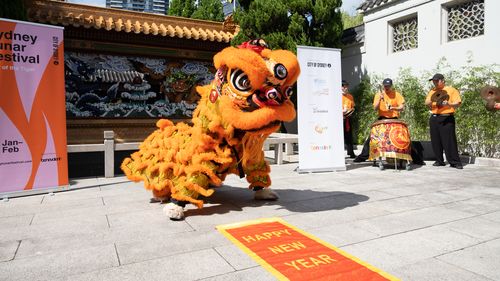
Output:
top-left (368, 119), bottom-right (412, 170)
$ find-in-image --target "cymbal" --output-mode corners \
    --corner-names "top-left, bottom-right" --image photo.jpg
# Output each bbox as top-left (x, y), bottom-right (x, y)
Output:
top-left (485, 100), bottom-right (497, 111)
top-left (343, 108), bottom-right (354, 118)
top-left (430, 91), bottom-right (449, 103)
top-left (480, 85), bottom-right (500, 102)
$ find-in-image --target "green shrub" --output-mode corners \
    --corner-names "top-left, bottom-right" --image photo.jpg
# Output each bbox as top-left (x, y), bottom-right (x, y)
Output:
top-left (0, 1), bottom-right (27, 21)
top-left (350, 62), bottom-right (499, 158)
top-left (398, 68), bottom-right (429, 141)
top-left (454, 66), bottom-right (500, 158)
top-left (350, 74), bottom-right (382, 144)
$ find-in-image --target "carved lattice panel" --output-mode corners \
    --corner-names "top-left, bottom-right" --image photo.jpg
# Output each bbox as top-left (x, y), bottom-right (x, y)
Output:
top-left (448, 0), bottom-right (484, 42)
top-left (392, 17), bottom-right (418, 53)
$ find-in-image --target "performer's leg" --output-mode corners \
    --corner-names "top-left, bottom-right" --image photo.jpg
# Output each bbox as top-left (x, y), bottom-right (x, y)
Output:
top-left (347, 135), bottom-right (356, 158)
top-left (344, 119), bottom-right (356, 158)
top-left (245, 158), bottom-right (278, 200)
top-left (353, 137), bottom-right (370, 162)
top-left (430, 116), bottom-right (445, 165)
top-left (441, 116), bottom-right (462, 168)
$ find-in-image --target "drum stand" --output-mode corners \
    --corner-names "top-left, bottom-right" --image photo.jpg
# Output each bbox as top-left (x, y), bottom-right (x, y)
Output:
top-left (376, 157), bottom-right (412, 171)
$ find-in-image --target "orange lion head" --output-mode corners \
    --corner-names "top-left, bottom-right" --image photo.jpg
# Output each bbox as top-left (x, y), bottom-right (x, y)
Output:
top-left (204, 39), bottom-right (300, 135)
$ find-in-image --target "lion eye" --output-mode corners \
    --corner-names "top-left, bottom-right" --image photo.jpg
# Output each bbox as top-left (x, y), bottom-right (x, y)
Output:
top-left (274, 64), bottom-right (288, 80)
top-left (285, 86), bottom-right (293, 97)
top-left (267, 90), bottom-right (277, 100)
top-left (230, 69), bottom-right (251, 92)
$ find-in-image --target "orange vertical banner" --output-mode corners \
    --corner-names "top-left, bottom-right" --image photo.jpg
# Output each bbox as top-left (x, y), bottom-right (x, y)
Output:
top-left (217, 218), bottom-right (399, 281)
top-left (0, 18), bottom-right (68, 196)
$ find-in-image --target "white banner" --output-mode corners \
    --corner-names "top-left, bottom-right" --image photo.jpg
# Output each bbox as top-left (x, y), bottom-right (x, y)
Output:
top-left (297, 46), bottom-right (345, 172)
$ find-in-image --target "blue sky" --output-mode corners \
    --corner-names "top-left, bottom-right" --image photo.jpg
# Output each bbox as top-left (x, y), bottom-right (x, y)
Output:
top-left (67, 0), bottom-right (105, 7)
top-left (67, 0), bottom-right (364, 15)
top-left (341, 0), bottom-right (364, 15)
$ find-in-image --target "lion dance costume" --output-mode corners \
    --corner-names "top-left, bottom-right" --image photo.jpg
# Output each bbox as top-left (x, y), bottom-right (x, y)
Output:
top-left (121, 40), bottom-right (300, 220)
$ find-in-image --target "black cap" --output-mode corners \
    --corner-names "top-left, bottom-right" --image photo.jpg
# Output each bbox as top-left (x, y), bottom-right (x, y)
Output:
top-left (429, 73), bottom-right (445, 81)
top-left (382, 78), bottom-right (393, 86)
top-left (341, 80), bottom-right (349, 86)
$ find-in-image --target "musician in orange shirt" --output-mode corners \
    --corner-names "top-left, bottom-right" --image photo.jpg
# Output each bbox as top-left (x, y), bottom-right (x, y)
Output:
top-left (342, 80), bottom-right (356, 158)
top-left (373, 78), bottom-right (405, 118)
top-left (425, 73), bottom-right (463, 169)
top-left (354, 78), bottom-right (405, 162)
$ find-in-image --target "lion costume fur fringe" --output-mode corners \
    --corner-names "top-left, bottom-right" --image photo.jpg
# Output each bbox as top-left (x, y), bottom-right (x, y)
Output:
top-left (121, 41), bottom-right (300, 208)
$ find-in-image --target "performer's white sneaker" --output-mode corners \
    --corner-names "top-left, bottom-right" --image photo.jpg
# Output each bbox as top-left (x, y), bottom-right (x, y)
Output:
top-left (163, 203), bottom-right (185, 220)
top-left (254, 188), bottom-right (279, 200)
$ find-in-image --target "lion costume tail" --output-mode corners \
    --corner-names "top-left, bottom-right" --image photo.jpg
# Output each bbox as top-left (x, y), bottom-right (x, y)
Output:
top-left (121, 118), bottom-right (232, 208)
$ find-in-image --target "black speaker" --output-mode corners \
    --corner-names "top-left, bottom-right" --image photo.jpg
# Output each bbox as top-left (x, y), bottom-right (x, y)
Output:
top-left (411, 141), bottom-right (436, 164)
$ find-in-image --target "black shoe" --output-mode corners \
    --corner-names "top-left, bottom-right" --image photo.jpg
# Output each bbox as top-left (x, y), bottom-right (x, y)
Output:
top-left (353, 157), bottom-right (366, 163)
top-left (432, 161), bottom-right (446, 166)
top-left (348, 154), bottom-right (356, 159)
top-left (450, 164), bottom-right (463, 169)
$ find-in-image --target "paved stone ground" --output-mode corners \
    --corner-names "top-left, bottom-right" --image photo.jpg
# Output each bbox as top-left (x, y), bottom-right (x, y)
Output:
top-left (1, 155), bottom-right (500, 281)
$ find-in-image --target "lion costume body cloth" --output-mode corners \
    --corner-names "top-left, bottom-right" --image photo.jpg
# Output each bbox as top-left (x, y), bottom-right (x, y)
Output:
top-left (121, 42), bottom-right (300, 208)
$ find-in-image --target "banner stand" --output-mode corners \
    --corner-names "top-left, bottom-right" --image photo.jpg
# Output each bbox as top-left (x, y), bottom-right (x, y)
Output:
top-left (0, 18), bottom-right (68, 197)
top-left (1, 184), bottom-right (70, 200)
top-left (297, 167), bottom-right (346, 174)
top-left (296, 46), bottom-right (346, 173)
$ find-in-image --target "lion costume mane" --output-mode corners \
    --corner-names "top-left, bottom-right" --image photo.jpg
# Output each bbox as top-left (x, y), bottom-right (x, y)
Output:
top-left (121, 40), bottom-right (300, 219)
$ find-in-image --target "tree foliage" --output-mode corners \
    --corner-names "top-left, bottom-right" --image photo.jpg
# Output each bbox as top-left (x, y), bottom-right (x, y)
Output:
top-left (168, 0), bottom-right (182, 16)
top-left (182, 0), bottom-right (196, 18)
top-left (232, 0), bottom-right (343, 52)
top-left (0, 0), bottom-right (27, 21)
top-left (192, 0), bottom-right (224, 21)
top-left (168, 0), bottom-right (195, 18)
top-left (341, 11), bottom-right (363, 30)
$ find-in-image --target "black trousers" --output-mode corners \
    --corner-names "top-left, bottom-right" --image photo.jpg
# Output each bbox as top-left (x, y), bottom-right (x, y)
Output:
top-left (429, 115), bottom-right (461, 165)
top-left (343, 118), bottom-right (355, 157)
top-left (356, 116), bottom-right (397, 160)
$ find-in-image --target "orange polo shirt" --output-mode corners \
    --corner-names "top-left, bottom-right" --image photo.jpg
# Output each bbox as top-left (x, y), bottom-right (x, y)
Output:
top-left (425, 86), bottom-right (461, 114)
top-left (373, 90), bottom-right (404, 118)
top-left (342, 93), bottom-right (355, 110)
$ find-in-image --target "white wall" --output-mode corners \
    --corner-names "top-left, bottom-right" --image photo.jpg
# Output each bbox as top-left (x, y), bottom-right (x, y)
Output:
top-left (353, 0), bottom-right (499, 82)
top-left (341, 42), bottom-right (366, 86)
